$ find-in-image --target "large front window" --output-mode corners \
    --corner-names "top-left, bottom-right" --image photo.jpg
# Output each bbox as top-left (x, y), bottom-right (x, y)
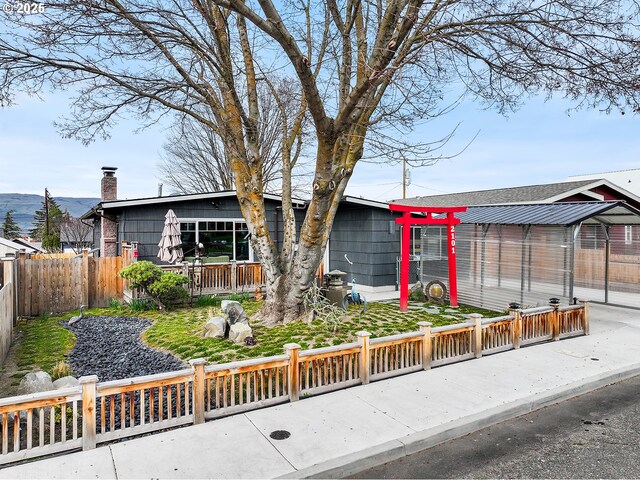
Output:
top-left (180, 219), bottom-right (252, 261)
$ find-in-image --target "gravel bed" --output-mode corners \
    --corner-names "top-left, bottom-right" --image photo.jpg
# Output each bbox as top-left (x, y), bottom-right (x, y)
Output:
top-left (62, 316), bottom-right (186, 381)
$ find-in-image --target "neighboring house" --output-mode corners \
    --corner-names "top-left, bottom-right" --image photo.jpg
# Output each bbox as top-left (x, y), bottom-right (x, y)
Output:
top-left (567, 168), bottom-right (640, 198)
top-left (83, 167), bottom-right (403, 293)
top-left (395, 178), bottom-right (640, 255)
top-left (0, 237), bottom-right (39, 257)
top-left (60, 219), bottom-right (94, 254)
top-left (394, 178), bottom-right (640, 208)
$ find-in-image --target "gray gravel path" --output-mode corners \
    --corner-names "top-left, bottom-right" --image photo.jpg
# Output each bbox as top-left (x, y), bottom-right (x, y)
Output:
top-left (63, 316), bottom-right (185, 381)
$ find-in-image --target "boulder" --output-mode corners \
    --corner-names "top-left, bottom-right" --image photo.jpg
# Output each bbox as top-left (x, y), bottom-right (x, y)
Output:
top-left (204, 316), bottom-right (227, 339)
top-left (229, 323), bottom-right (252, 345)
top-left (19, 371), bottom-right (54, 394)
top-left (222, 300), bottom-right (248, 326)
top-left (53, 376), bottom-right (80, 389)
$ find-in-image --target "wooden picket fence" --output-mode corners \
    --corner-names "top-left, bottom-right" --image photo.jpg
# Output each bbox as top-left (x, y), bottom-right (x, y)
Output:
top-left (15, 251), bottom-right (127, 317)
top-left (0, 301), bottom-right (589, 465)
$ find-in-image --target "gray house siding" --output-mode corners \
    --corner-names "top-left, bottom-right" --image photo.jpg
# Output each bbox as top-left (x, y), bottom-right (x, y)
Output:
top-left (329, 205), bottom-right (400, 288)
top-left (110, 197), bottom-right (284, 263)
top-left (95, 194), bottom-right (402, 289)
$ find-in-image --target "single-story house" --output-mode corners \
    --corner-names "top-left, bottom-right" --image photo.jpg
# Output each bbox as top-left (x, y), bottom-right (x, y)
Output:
top-left (82, 168), bottom-right (404, 293)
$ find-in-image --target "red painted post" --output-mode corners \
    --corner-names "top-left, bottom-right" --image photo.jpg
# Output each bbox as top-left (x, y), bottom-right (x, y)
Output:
top-left (389, 204), bottom-right (466, 312)
top-left (400, 212), bottom-right (411, 312)
top-left (446, 213), bottom-right (459, 307)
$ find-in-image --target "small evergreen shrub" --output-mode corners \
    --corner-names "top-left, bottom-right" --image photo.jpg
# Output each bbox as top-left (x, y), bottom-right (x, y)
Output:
top-left (119, 261), bottom-right (188, 308)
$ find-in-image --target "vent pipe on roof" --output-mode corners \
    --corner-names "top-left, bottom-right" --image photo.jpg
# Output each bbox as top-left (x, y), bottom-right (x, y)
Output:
top-left (158, 183), bottom-right (163, 197)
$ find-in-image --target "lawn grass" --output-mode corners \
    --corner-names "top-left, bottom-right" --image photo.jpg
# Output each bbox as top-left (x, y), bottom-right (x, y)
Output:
top-left (15, 313), bottom-right (76, 376)
top-left (11, 300), bottom-right (501, 374)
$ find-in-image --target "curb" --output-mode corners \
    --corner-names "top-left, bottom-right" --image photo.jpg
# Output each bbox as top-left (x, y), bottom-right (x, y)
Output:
top-left (278, 363), bottom-right (640, 479)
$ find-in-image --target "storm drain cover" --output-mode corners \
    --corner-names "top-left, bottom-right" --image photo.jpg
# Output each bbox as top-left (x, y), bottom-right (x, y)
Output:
top-left (270, 430), bottom-right (291, 440)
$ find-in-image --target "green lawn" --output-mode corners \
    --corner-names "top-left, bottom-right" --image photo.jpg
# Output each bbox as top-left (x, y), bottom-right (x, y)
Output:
top-left (11, 300), bottom-right (500, 377)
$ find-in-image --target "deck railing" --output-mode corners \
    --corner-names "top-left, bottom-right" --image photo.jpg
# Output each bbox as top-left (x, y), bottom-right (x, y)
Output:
top-left (0, 301), bottom-right (589, 465)
top-left (160, 261), bottom-right (266, 296)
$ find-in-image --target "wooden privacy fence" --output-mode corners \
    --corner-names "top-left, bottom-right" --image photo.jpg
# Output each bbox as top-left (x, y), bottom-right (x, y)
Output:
top-left (0, 301), bottom-right (589, 465)
top-left (15, 252), bottom-right (126, 317)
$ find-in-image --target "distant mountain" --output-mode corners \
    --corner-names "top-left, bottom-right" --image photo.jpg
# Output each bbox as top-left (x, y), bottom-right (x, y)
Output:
top-left (0, 193), bottom-right (99, 236)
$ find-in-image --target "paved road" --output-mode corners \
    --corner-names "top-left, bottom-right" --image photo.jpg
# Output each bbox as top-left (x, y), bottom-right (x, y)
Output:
top-left (352, 375), bottom-right (640, 479)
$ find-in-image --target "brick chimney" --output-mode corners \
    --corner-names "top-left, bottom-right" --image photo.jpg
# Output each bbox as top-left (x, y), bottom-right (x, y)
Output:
top-left (100, 166), bottom-right (118, 257)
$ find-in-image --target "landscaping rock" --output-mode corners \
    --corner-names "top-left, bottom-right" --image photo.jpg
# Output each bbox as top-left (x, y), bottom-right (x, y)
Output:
top-left (204, 316), bottom-right (226, 338)
top-left (63, 316), bottom-right (185, 381)
top-left (229, 322), bottom-right (252, 344)
top-left (19, 371), bottom-right (54, 394)
top-left (53, 376), bottom-right (80, 389)
top-left (222, 300), bottom-right (248, 326)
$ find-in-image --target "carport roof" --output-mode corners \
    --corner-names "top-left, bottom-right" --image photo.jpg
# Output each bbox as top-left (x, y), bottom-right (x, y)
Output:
top-left (452, 201), bottom-right (640, 226)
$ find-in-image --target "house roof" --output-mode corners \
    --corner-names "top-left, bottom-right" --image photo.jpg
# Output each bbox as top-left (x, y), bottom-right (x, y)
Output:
top-left (452, 201), bottom-right (640, 226)
top-left (394, 179), bottom-right (640, 207)
top-left (98, 191), bottom-right (308, 210)
top-left (0, 236), bottom-right (37, 253)
top-left (82, 190), bottom-right (393, 219)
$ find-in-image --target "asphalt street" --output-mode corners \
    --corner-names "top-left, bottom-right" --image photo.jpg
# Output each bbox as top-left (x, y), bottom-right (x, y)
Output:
top-left (352, 375), bottom-right (640, 479)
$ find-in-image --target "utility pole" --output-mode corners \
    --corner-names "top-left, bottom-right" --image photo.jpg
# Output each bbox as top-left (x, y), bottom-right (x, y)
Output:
top-left (402, 157), bottom-right (407, 199)
top-left (44, 188), bottom-right (49, 239)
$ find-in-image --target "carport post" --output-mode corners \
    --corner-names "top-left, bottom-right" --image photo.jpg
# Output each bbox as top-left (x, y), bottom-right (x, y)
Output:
top-left (569, 224), bottom-right (581, 300)
top-left (602, 225), bottom-right (610, 303)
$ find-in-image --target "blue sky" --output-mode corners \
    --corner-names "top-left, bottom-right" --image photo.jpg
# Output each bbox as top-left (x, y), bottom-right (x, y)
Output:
top-left (0, 91), bottom-right (638, 202)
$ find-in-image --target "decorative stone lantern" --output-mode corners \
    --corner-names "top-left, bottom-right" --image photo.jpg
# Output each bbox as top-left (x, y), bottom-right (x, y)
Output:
top-left (325, 270), bottom-right (347, 306)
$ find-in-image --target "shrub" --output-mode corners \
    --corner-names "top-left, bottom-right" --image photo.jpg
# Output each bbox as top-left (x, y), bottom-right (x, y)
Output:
top-left (196, 295), bottom-right (222, 307)
top-left (51, 361), bottom-right (72, 380)
top-left (119, 260), bottom-right (163, 289)
top-left (409, 287), bottom-right (426, 302)
top-left (225, 293), bottom-right (251, 303)
top-left (148, 272), bottom-right (189, 304)
top-left (109, 297), bottom-right (121, 309)
top-left (129, 298), bottom-right (157, 312)
top-left (119, 261), bottom-right (188, 308)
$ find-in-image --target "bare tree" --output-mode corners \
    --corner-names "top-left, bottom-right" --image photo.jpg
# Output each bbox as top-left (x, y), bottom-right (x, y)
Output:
top-left (59, 215), bottom-right (93, 254)
top-left (158, 81), bottom-right (307, 194)
top-left (1, 0), bottom-right (639, 323)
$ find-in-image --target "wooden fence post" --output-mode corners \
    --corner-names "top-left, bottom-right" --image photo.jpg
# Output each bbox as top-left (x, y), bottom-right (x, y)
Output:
top-left (189, 358), bottom-right (207, 424)
top-left (17, 251), bottom-right (26, 317)
top-left (80, 375), bottom-right (98, 450)
top-left (357, 331), bottom-right (371, 384)
top-left (284, 343), bottom-right (300, 401)
top-left (579, 299), bottom-right (590, 335)
top-left (81, 249), bottom-right (90, 307)
top-left (510, 307), bottom-right (521, 349)
top-left (1, 258), bottom-right (14, 325)
top-left (470, 314), bottom-right (483, 358)
top-left (230, 261), bottom-right (237, 293)
top-left (549, 298), bottom-right (561, 340)
top-left (417, 321), bottom-right (432, 370)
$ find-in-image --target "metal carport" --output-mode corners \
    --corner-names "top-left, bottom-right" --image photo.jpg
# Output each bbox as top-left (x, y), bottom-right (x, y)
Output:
top-left (420, 201), bottom-right (640, 311)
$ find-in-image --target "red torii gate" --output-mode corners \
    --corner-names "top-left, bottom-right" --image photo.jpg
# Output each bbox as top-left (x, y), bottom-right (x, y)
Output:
top-left (389, 204), bottom-right (467, 311)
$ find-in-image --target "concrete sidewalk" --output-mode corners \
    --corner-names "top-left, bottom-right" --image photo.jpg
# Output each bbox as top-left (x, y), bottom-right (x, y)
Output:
top-left (1, 304), bottom-right (639, 479)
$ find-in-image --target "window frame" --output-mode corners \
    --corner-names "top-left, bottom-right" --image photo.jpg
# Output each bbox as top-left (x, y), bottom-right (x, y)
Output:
top-left (179, 217), bottom-right (254, 262)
